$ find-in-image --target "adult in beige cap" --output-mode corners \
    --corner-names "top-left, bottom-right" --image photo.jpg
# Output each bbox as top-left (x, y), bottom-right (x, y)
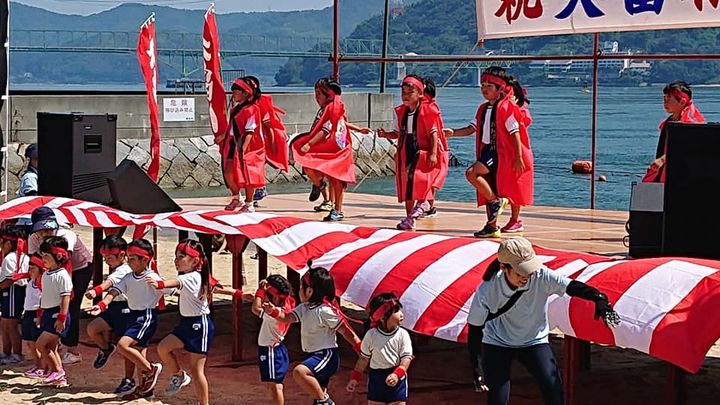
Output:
top-left (466, 237), bottom-right (619, 404)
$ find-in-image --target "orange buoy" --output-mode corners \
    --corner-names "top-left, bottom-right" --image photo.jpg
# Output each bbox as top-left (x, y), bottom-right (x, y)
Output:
top-left (598, 175), bottom-right (607, 182)
top-left (571, 160), bottom-right (593, 174)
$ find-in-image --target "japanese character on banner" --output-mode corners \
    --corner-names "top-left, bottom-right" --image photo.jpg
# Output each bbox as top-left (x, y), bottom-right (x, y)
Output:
top-left (695, 0), bottom-right (719, 11)
top-left (555, 0), bottom-right (604, 19)
top-left (495, 0), bottom-right (544, 24)
top-left (625, 0), bottom-right (664, 15)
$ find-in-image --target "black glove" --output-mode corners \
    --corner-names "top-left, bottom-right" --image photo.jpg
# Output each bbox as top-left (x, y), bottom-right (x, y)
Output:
top-left (594, 293), bottom-right (621, 327)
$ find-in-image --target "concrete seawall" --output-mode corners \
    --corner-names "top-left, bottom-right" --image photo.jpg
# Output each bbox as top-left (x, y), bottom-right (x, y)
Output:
top-left (2, 91), bottom-right (397, 195)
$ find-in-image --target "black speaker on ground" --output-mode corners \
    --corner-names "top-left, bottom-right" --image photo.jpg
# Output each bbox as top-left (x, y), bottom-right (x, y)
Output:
top-left (37, 112), bottom-right (117, 204)
top-left (662, 122), bottom-right (720, 259)
top-left (628, 182), bottom-right (664, 258)
top-left (107, 159), bottom-right (181, 214)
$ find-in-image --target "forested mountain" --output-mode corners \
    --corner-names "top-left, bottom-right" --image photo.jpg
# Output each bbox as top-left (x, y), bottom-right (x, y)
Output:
top-left (9, 1), bottom-right (388, 85)
top-left (275, 0), bottom-right (720, 86)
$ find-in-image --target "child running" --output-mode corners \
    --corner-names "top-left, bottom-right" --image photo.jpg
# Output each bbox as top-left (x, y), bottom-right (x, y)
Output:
top-left (85, 238), bottom-right (170, 400)
top-left (145, 239), bottom-right (214, 404)
top-left (347, 292), bottom-right (413, 405)
top-left (0, 225), bottom-right (29, 365)
top-left (377, 74), bottom-right (444, 230)
top-left (263, 263), bottom-right (362, 405)
top-left (20, 253), bottom-right (45, 378)
top-left (291, 78), bottom-right (371, 221)
top-left (444, 66), bottom-right (533, 238)
top-left (252, 275), bottom-right (295, 405)
top-left (36, 236), bottom-right (73, 387)
top-left (84, 235), bottom-right (136, 395)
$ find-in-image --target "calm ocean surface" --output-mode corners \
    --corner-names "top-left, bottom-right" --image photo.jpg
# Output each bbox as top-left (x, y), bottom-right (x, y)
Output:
top-left (22, 83), bottom-right (720, 210)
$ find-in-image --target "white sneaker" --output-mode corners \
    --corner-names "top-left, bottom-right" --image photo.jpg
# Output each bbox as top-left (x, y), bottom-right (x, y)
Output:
top-left (61, 352), bottom-right (82, 365)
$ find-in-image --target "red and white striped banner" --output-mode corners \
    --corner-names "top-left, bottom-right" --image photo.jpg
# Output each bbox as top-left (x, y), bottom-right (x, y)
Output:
top-left (137, 13), bottom-right (161, 182)
top-left (202, 3), bottom-right (228, 144)
top-left (3, 196), bottom-right (720, 373)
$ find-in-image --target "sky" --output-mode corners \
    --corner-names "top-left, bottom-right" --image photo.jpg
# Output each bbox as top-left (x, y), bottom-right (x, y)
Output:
top-left (12, 0), bottom-right (334, 15)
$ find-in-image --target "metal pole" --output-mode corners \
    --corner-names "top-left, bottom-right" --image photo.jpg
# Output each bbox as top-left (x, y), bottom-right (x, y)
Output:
top-left (332, 0), bottom-right (340, 81)
top-left (590, 33), bottom-right (600, 209)
top-left (379, 0), bottom-right (390, 93)
top-left (2, 0), bottom-right (9, 202)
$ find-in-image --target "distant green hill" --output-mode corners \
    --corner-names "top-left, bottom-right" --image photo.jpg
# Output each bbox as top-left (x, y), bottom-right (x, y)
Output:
top-left (275, 0), bottom-right (720, 87)
top-left (9, 1), bottom-right (388, 86)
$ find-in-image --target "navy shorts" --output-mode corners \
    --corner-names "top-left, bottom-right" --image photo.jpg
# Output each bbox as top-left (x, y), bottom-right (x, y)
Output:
top-left (21, 310), bottom-right (41, 342)
top-left (40, 306), bottom-right (71, 338)
top-left (171, 314), bottom-right (215, 355)
top-left (1, 285), bottom-right (26, 320)
top-left (259, 343), bottom-right (290, 383)
top-left (477, 146), bottom-right (497, 172)
top-left (124, 309), bottom-right (158, 348)
top-left (368, 367), bottom-right (409, 403)
top-left (301, 348), bottom-right (340, 388)
top-left (99, 301), bottom-right (131, 337)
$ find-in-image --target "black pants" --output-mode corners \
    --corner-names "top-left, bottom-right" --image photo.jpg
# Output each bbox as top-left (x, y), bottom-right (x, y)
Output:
top-left (60, 264), bottom-right (93, 348)
top-left (468, 324), bottom-right (484, 382)
top-left (481, 342), bottom-right (564, 405)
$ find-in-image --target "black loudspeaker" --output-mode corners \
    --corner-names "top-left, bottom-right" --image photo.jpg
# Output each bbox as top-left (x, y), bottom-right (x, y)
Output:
top-left (37, 113), bottom-right (117, 204)
top-left (662, 122), bottom-right (720, 259)
top-left (628, 182), bottom-right (664, 258)
top-left (107, 159), bottom-right (181, 214)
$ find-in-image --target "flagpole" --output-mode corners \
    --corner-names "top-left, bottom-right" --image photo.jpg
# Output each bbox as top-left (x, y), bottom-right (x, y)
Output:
top-left (2, 0), bottom-right (10, 202)
top-left (141, 12), bottom-right (155, 29)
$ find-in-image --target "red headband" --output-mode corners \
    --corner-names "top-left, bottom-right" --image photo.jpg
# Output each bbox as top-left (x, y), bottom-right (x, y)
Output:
top-left (302, 271), bottom-right (312, 287)
top-left (176, 243), bottom-right (204, 270)
top-left (267, 285), bottom-right (289, 300)
top-left (233, 78), bottom-right (253, 95)
top-left (402, 77), bottom-right (424, 92)
top-left (481, 74), bottom-right (509, 90)
top-left (370, 299), bottom-right (399, 328)
top-left (29, 255), bottom-right (46, 271)
top-left (99, 247), bottom-right (124, 256)
top-left (127, 246), bottom-right (153, 260)
top-left (670, 89), bottom-right (690, 105)
top-left (49, 246), bottom-right (69, 260)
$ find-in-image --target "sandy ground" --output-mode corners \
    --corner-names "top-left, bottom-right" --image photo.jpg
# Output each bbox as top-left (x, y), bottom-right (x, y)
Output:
top-left (0, 224), bottom-right (719, 404)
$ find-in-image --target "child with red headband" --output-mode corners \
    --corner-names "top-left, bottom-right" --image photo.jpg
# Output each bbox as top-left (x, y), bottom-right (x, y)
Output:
top-left (346, 292), bottom-right (413, 405)
top-left (21, 253), bottom-right (45, 379)
top-left (377, 74), bottom-right (444, 231)
top-left (84, 235), bottom-right (136, 395)
top-left (142, 239), bottom-right (214, 404)
top-left (291, 78), bottom-right (371, 221)
top-left (444, 66), bottom-right (532, 238)
top-left (643, 80), bottom-right (705, 183)
top-left (0, 225), bottom-right (29, 365)
top-left (221, 76), bottom-right (266, 212)
top-left (252, 274), bottom-right (295, 405)
top-left (36, 236), bottom-right (73, 387)
top-left (84, 238), bottom-right (171, 399)
top-left (263, 263), bottom-right (362, 405)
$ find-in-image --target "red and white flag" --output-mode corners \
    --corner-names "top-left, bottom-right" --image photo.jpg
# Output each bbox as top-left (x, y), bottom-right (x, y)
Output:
top-left (137, 14), bottom-right (161, 182)
top-left (203, 4), bottom-right (228, 145)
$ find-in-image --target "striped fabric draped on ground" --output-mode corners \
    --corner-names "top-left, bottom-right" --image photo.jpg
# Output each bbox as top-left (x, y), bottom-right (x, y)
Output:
top-left (1, 196), bottom-right (719, 372)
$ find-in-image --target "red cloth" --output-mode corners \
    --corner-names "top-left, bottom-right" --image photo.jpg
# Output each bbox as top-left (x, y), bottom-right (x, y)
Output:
top-left (234, 104), bottom-right (266, 187)
top-left (394, 102), bottom-right (445, 202)
top-left (475, 98), bottom-right (534, 207)
top-left (643, 102), bottom-right (705, 183)
top-left (291, 97), bottom-right (356, 184)
top-left (423, 95), bottom-right (449, 192)
top-left (258, 95), bottom-right (289, 172)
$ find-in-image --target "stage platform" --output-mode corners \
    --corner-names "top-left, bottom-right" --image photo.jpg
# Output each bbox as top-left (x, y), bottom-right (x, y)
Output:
top-left (175, 192), bottom-right (629, 256)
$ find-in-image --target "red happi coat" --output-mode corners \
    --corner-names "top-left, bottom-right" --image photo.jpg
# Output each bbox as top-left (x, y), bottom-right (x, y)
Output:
top-left (221, 103), bottom-right (266, 188)
top-left (257, 94), bottom-right (289, 172)
top-left (642, 102), bottom-right (705, 183)
top-left (475, 97), bottom-right (534, 207)
top-left (291, 97), bottom-right (356, 184)
top-left (423, 95), bottom-right (450, 191)
top-left (394, 101), bottom-right (444, 202)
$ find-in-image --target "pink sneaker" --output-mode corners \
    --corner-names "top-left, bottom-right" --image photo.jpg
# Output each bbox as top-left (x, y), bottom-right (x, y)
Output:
top-left (224, 198), bottom-right (242, 211)
top-left (238, 203), bottom-right (255, 213)
top-left (43, 370), bottom-right (66, 384)
top-left (24, 366), bottom-right (44, 378)
top-left (396, 216), bottom-right (415, 231)
top-left (501, 220), bottom-right (524, 233)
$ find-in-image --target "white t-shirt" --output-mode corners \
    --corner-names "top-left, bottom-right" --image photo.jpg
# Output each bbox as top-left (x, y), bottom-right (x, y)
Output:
top-left (177, 271), bottom-right (210, 317)
top-left (40, 267), bottom-right (72, 309)
top-left (258, 310), bottom-right (291, 348)
top-left (360, 327), bottom-right (414, 370)
top-left (291, 303), bottom-right (341, 353)
top-left (106, 264), bottom-right (133, 302)
top-left (393, 111), bottom-right (416, 135)
top-left (17, 170), bottom-right (38, 197)
top-left (28, 228), bottom-right (92, 271)
top-left (470, 106), bottom-right (520, 145)
top-left (111, 269), bottom-right (169, 311)
top-left (0, 251), bottom-right (29, 287)
top-left (24, 279), bottom-right (42, 311)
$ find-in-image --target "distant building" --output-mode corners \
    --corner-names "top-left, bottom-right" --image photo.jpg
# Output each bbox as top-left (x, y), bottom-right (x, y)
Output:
top-left (528, 41), bottom-right (651, 78)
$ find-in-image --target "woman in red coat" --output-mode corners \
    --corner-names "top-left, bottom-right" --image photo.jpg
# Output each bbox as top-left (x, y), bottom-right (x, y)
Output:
top-left (221, 77), bottom-right (266, 212)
